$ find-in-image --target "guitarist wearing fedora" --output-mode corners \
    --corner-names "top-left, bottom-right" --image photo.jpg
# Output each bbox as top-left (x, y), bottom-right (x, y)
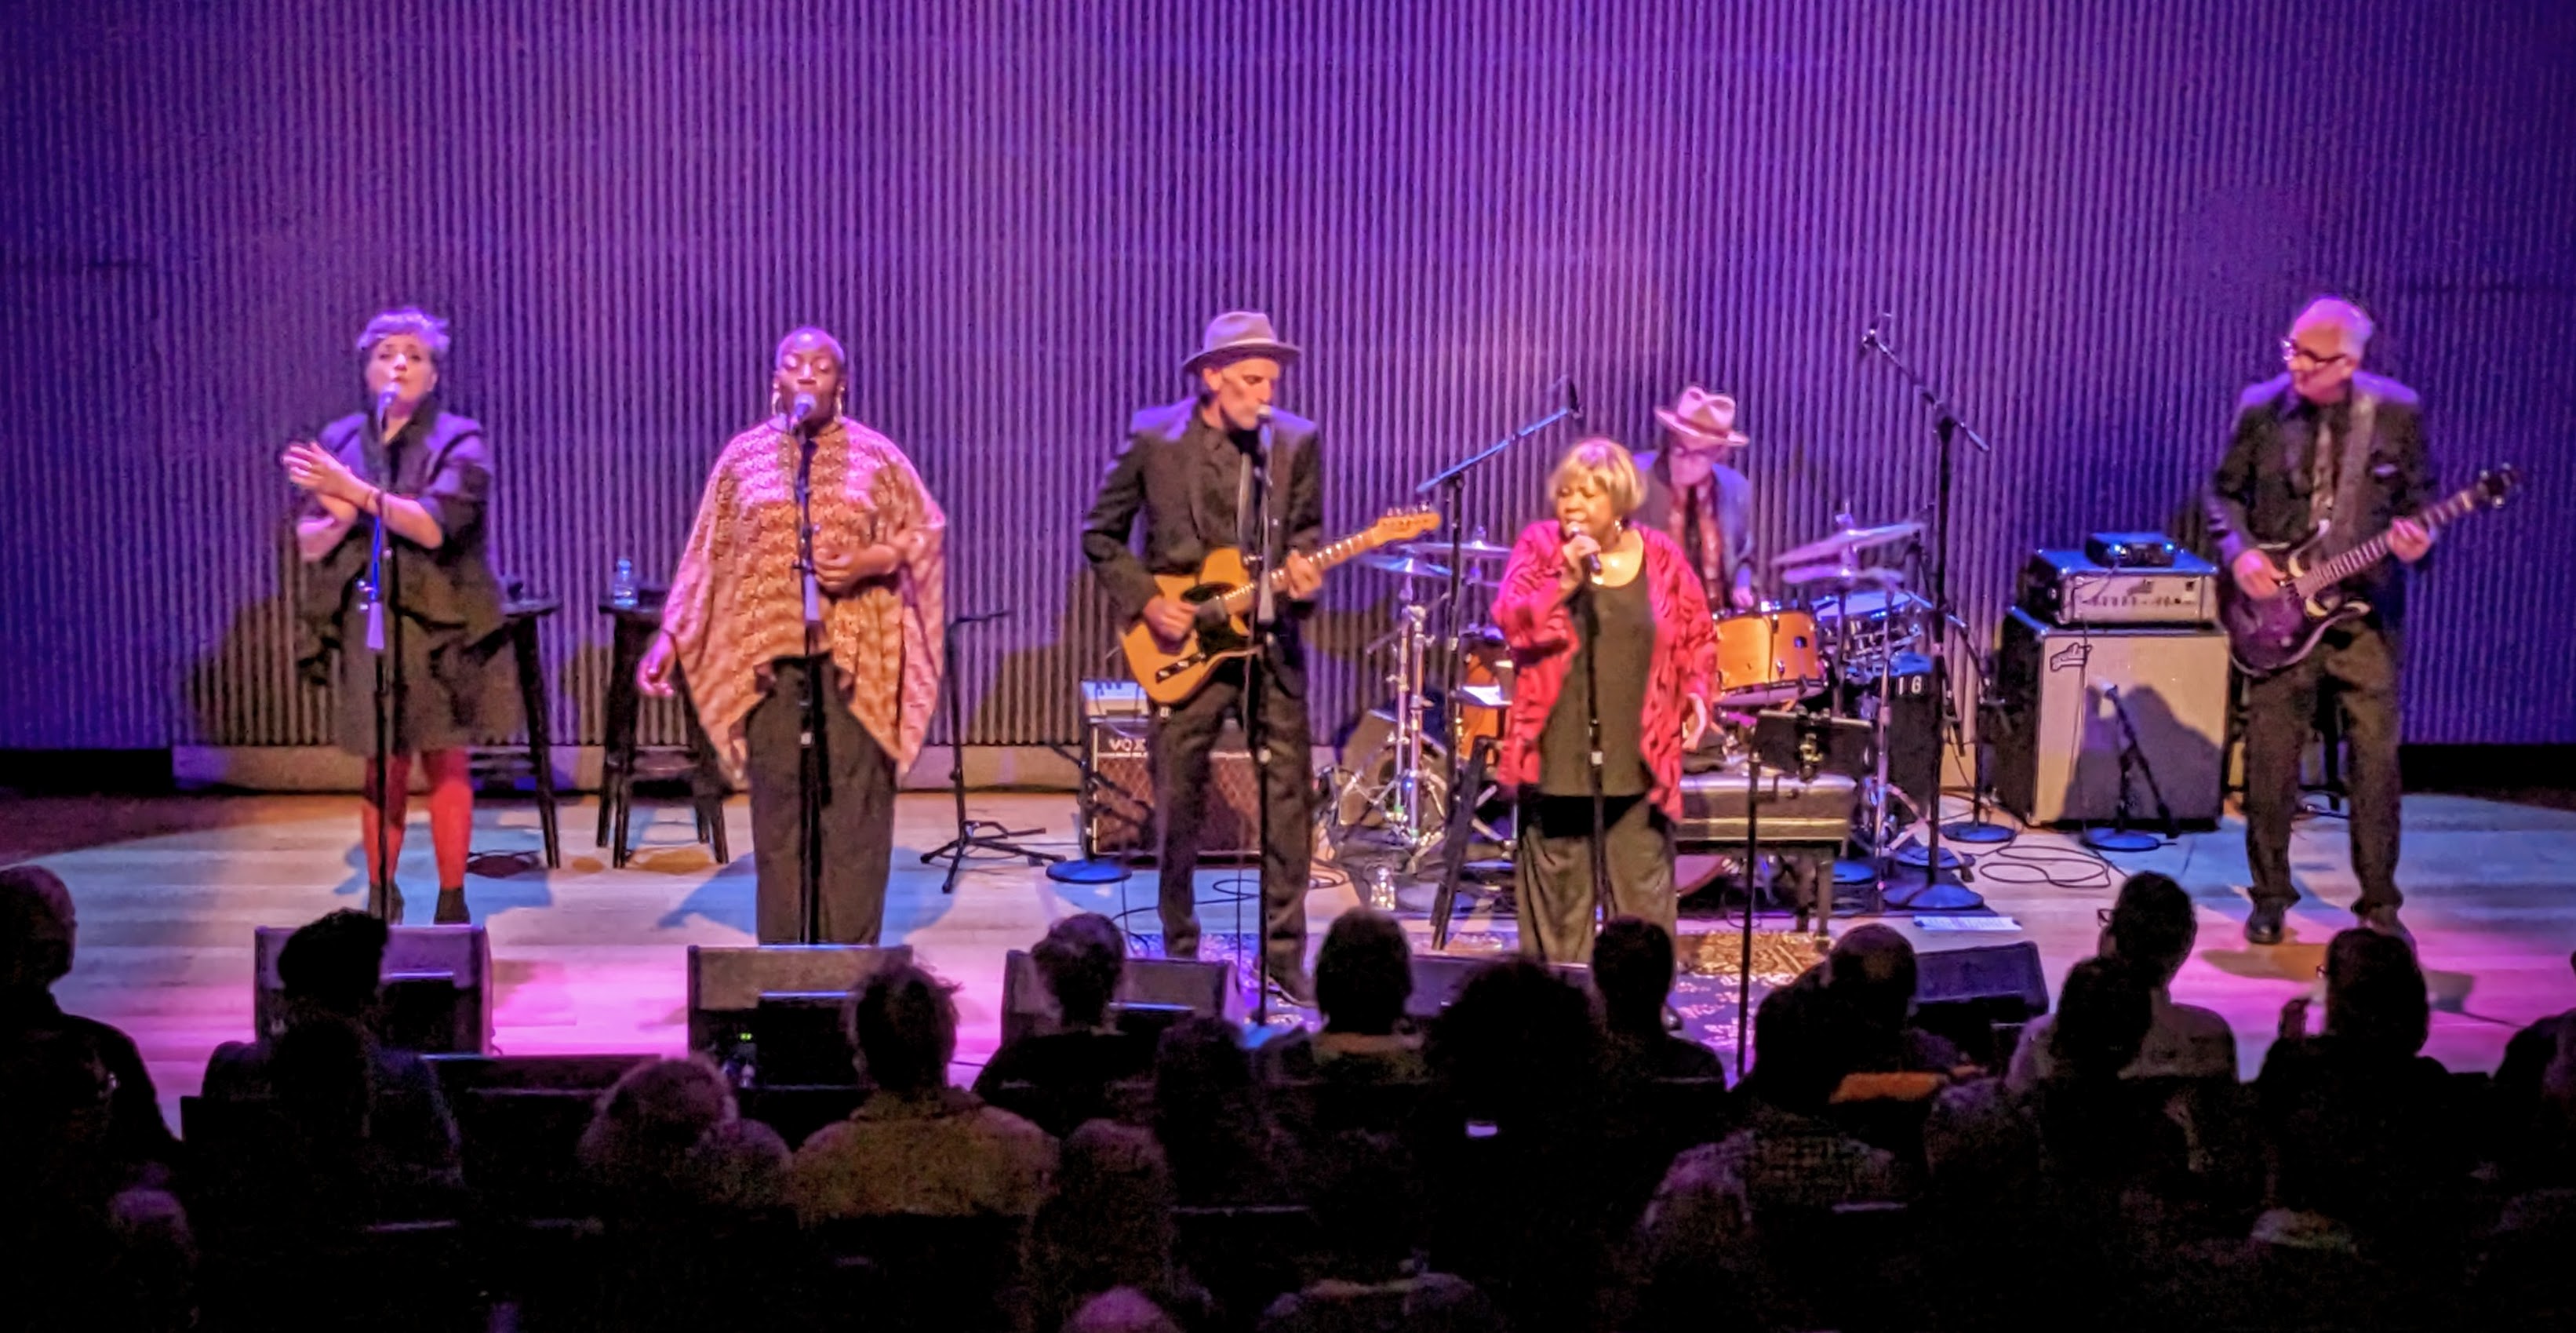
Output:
top-left (1082, 310), bottom-right (1325, 1003)
top-left (2207, 297), bottom-right (2435, 948)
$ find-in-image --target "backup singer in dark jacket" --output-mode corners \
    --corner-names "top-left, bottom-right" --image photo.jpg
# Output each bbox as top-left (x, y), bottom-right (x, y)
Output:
top-left (282, 308), bottom-right (508, 927)
top-left (1081, 311), bottom-right (1324, 1003)
top-left (2204, 297), bottom-right (2435, 947)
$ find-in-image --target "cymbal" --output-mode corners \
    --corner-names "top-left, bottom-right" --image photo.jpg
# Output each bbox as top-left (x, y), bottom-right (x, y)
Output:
top-left (1771, 519), bottom-right (1924, 568)
top-left (1362, 554), bottom-right (1454, 580)
top-left (1777, 562), bottom-right (1905, 588)
top-left (1399, 538), bottom-right (1509, 562)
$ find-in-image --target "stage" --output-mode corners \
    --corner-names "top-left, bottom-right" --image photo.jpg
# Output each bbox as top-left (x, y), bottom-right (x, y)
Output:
top-left (12, 787), bottom-right (2574, 1127)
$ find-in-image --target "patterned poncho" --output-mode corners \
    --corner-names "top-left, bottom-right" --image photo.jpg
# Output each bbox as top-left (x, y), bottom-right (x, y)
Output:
top-left (664, 417), bottom-right (946, 781)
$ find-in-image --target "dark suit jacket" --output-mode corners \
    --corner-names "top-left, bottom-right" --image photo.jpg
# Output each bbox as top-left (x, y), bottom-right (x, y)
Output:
top-left (1082, 396), bottom-right (1325, 695)
top-left (2206, 371), bottom-right (2434, 626)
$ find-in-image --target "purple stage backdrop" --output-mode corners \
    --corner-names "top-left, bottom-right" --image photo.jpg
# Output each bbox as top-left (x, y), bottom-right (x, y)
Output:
top-left (2, 0), bottom-right (2571, 755)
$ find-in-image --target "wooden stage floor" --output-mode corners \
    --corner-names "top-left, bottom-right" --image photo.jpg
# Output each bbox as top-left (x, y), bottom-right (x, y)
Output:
top-left (9, 789), bottom-right (2574, 1127)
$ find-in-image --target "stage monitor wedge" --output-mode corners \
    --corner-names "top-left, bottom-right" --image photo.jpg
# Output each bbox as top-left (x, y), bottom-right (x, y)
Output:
top-left (253, 923), bottom-right (492, 1055)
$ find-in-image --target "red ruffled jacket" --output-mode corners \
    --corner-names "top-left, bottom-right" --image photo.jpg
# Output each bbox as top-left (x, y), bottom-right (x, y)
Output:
top-left (1491, 520), bottom-right (1716, 824)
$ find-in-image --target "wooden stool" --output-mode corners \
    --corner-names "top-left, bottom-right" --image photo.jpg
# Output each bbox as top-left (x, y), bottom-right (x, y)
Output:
top-left (599, 591), bottom-right (731, 868)
top-left (468, 595), bottom-right (563, 868)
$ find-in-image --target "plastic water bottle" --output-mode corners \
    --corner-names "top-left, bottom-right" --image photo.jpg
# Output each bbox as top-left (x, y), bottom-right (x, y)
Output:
top-left (609, 555), bottom-right (638, 609)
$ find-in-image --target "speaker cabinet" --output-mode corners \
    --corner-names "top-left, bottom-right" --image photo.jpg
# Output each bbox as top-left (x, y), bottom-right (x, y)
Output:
top-left (686, 944), bottom-right (914, 1086)
top-left (1082, 716), bottom-right (1262, 859)
top-left (1403, 954), bottom-right (1589, 1019)
top-left (997, 950), bottom-right (1237, 1047)
top-left (253, 924), bottom-right (492, 1055)
top-left (1990, 607), bottom-right (2230, 826)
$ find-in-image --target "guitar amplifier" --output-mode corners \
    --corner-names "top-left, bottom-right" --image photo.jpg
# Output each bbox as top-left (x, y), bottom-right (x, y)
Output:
top-left (2018, 548), bottom-right (2218, 627)
top-left (1082, 716), bottom-right (1262, 860)
top-left (1988, 607), bottom-right (2230, 825)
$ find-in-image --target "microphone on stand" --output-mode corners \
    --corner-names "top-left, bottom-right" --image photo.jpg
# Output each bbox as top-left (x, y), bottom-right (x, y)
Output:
top-left (374, 381), bottom-right (400, 428)
top-left (1564, 377), bottom-right (1584, 421)
top-left (1859, 312), bottom-right (1889, 362)
top-left (785, 392), bottom-right (817, 434)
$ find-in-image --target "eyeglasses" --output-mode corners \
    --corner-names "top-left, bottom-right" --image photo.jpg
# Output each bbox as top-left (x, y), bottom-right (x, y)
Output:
top-left (2279, 338), bottom-right (2352, 371)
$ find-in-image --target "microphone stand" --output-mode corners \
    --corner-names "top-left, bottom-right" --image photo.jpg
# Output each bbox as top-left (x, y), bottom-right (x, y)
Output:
top-left (791, 413), bottom-right (828, 944)
top-left (1246, 410), bottom-right (1282, 1020)
top-left (1861, 319), bottom-right (1990, 911)
top-left (1940, 614), bottom-right (2014, 844)
top-left (1577, 567), bottom-right (1611, 951)
top-left (2082, 684), bottom-right (2174, 853)
top-left (365, 399), bottom-right (402, 923)
top-left (922, 610), bottom-right (1061, 892)
top-left (1414, 389), bottom-right (1581, 810)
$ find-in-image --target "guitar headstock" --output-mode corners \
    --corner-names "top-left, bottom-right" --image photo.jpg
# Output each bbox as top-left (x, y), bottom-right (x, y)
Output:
top-left (2474, 464), bottom-right (2520, 508)
top-left (1365, 505), bottom-right (1442, 544)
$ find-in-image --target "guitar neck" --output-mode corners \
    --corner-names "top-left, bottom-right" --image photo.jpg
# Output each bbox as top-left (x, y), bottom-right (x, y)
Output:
top-left (2291, 486), bottom-right (2486, 597)
top-left (1216, 526), bottom-right (1399, 614)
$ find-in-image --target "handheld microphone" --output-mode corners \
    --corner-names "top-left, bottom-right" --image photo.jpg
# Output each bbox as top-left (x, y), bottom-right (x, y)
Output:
top-left (787, 392), bottom-right (817, 433)
top-left (1568, 519), bottom-right (1602, 580)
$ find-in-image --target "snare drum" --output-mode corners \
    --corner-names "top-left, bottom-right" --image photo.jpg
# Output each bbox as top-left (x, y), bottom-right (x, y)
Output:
top-left (1713, 606), bottom-right (1823, 705)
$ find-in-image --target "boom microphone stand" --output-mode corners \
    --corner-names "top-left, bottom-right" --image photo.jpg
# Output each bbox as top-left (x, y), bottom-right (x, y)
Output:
top-left (1860, 315), bottom-right (1989, 911)
top-left (1414, 382), bottom-right (1582, 803)
top-left (2082, 684), bottom-right (2175, 853)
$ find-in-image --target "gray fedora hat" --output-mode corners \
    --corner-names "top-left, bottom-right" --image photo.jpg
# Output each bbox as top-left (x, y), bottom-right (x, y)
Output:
top-left (1182, 309), bottom-right (1301, 375)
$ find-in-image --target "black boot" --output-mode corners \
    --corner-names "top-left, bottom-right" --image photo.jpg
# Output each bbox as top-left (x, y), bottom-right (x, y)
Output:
top-left (2243, 899), bottom-right (2287, 946)
top-left (434, 887), bottom-right (470, 925)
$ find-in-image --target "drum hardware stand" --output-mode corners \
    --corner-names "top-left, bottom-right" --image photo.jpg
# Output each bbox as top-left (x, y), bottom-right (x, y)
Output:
top-left (2081, 683), bottom-right (2174, 853)
top-left (922, 610), bottom-right (1061, 893)
top-left (1861, 313), bottom-right (1991, 912)
top-left (1413, 383), bottom-right (1581, 804)
top-left (1940, 621), bottom-right (2014, 845)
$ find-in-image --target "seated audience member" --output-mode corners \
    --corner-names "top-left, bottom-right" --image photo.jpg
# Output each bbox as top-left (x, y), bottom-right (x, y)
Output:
top-left (1422, 956), bottom-right (1612, 1332)
top-left (201, 909), bottom-right (464, 1219)
top-left (1926, 956), bottom-right (2184, 1229)
top-left (2, 865), bottom-right (175, 1175)
top-left (577, 1057), bottom-right (789, 1217)
top-left (1646, 978), bottom-right (1910, 1247)
top-left (2009, 872), bottom-right (2237, 1087)
top-left (1829, 923), bottom-right (1966, 1075)
top-left (2494, 949), bottom-right (2576, 1189)
top-left (1031, 1120), bottom-right (1211, 1333)
top-left (1592, 915), bottom-right (1726, 1084)
top-left (1254, 909), bottom-right (1429, 1086)
top-left (977, 913), bottom-right (1155, 1135)
top-left (1258, 1131), bottom-right (1497, 1333)
top-left (2254, 927), bottom-right (2465, 1259)
top-left (1065, 1287), bottom-right (1188, 1333)
top-left (790, 962), bottom-right (1057, 1222)
top-left (1151, 1017), bottom-right (1297, 1207)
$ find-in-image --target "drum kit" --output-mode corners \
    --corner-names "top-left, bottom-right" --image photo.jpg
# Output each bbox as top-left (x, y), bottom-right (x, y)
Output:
top-left (1324, 510), bottom-right (1956, 905)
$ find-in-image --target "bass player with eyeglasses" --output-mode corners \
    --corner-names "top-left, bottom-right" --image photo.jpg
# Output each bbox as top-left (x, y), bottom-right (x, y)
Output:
top-left (2207, 297), bottom-right (2435, 949)
top-left (1082, 311), bottom-right (1326, 1006)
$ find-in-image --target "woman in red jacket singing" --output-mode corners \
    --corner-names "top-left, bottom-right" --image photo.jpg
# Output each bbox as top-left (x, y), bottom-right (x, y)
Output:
top-left (1492, 439), bottom-right (1716, 963)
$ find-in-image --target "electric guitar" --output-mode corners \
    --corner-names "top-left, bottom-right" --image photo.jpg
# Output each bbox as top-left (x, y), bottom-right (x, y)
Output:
top-left (2218, 465), bottom-right (2518, 676)
top-left (1122, 507), bottom-right (1440, 705)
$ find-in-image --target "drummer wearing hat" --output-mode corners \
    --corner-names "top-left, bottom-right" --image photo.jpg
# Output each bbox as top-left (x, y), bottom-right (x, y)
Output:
top-left (1634, 385), bottom-right (1760, 612)
top-left (1081, 311), bottom-right (1326, 1005)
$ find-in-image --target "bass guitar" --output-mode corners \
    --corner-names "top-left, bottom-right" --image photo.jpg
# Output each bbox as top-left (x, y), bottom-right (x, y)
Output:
top-left (2219, 464), bottom-right (2518, 676)
top-left (1123, 507), bottom-right (1440, 705)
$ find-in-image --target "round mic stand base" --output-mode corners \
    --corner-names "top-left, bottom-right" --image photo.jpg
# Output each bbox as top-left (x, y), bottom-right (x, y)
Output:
top-left (1942, 818), bottom-right (2014, 844)
top-left (2082, 825), bottom-right (2161, 854)
top-left (1832, 857), bottom-right (1879, 887)
top-left (1879, 867), bottom-right (1985, 912)
top-left (1893, 842), bottom-right (1972, 872)
top-left (1046, 858), bottom-right (1130, 885)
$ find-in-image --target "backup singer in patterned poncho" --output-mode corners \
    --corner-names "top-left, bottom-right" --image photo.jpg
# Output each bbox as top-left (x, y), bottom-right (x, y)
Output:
top-left (640, 328), bottom-right (946, 945)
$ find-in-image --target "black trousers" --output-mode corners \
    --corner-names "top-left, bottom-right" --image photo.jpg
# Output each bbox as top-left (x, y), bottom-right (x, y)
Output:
top-left (1515, 792), bottom-right (1677, 964)
top-left (1152, 658), bottom-right (1312, 978)
top-left (2240, 621), bottom-right (2404, 912)
top-left (745, 656), bottom-right (897, 945)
